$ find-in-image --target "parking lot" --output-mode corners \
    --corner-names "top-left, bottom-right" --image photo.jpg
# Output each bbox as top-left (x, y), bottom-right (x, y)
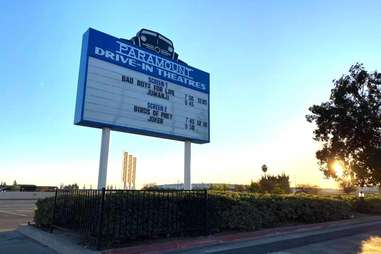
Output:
top-left (0, 200), bottom-right (35, 231)
top-left (0, 200), bottom-right (57, 254)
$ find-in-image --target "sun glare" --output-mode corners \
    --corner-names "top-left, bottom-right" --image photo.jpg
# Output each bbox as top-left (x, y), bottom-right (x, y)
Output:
top-left (333, 161), bottom-right (344, 177)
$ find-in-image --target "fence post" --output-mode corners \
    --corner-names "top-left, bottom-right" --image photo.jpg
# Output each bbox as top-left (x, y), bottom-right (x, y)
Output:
top-left (204, 190), bottom-right (208, 235)
top-left (50, 188), bottom-right (58, 233)
top-left (97, 187), bottom-right (106, 250)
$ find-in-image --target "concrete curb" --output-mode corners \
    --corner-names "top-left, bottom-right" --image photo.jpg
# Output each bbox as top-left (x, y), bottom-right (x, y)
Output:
top-left (17, 225), bottom-right (100, 254)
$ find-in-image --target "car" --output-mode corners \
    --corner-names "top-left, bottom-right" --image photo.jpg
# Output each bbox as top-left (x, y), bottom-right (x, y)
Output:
top-left (130, 29), bottom-right (179, 60)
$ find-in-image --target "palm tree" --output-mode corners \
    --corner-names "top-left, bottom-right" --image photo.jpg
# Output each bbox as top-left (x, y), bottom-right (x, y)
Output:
top-left (261, 164), bottom-right (268, 178)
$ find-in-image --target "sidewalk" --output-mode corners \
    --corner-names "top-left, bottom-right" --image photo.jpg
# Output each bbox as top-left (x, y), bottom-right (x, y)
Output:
top-left (18, 215), bottom-right (381, 254)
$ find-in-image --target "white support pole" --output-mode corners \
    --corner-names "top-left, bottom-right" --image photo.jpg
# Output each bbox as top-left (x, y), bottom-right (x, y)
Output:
top-left (98, 128), bottom-right (110, 189)
top-left (184, 141), bottom-right (191, 190)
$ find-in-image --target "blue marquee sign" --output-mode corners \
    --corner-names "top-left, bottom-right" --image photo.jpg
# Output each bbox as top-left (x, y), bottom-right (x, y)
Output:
top-left (74, 28), bottom-right (210, 143)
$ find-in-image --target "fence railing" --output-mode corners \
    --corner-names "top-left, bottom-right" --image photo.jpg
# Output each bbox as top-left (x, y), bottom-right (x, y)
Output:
top-left (51, 188), bottom-right (208, 249)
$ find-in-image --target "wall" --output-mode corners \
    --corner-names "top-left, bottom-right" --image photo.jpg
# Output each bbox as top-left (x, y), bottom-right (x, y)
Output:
top-left (0, 192), bottom-right (55, 200)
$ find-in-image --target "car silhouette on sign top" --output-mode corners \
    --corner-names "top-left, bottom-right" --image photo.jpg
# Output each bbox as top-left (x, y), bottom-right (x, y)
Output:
top-left (130, 29), bottom-right (180, 61)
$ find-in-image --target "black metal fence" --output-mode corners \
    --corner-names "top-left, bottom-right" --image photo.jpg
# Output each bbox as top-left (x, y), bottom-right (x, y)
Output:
top-left (51, 188), bottom-right (208, 249)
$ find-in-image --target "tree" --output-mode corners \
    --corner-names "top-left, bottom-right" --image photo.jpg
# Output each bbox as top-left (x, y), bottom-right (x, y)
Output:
top-left (306, 63), bottom-right (381, 186)
top-left (13, 180), bottom-right (17, 186)
top-left (340, 180), bottom-right (357, 194)
top-left (248, 181), bottom-right (260, 192)
top-left (261, 164), bottom-right (268, 174)
top-left (258, 173), bottom-right (291, 194)
top-left (141, 183), bottom-right (159, 190)
top-left (60, 183), bottom-right (79, 190)
top-left (277, 173), bottom-right (291, 193)
top-left (208, 184), bottom-right (230, 191)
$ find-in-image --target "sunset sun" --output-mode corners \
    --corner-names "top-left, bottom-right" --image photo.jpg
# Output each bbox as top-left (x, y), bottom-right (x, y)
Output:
top-left (333, 161), bottom-right (344, 177)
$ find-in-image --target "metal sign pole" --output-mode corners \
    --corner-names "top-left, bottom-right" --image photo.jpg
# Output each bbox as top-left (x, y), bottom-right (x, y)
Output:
top-left (98, 127), bottom-right (110, 189)
top-left (184, 141), bottom-right (192, 190)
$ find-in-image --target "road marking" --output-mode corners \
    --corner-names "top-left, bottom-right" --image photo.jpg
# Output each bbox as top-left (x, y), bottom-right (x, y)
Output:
top-left (0, 210), bottom-right (29, 217)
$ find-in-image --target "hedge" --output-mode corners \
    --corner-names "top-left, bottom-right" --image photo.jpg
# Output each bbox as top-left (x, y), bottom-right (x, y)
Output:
top-left (207, 192), bottom-right (354, 232)
top-left (35, 197), bottom-right (55, 227)
top-left (34, 191), bottom-right (381, 243)
top-left (352, 197), bottom-right (381, 214)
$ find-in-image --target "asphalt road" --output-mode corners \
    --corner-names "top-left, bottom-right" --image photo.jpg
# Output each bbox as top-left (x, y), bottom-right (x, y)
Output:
top-left (0, 200), bottom-right (35, 230)
top-left (0, 230), bottom-right (57, 254)
top-left (269, 229), bottom-right (381, 254)
top-left (184, 229), bottom-right (381, 254)
top-left (179, 218), bottom-right (381, 254)
top-left (0, 200), bottom-right (56, 254)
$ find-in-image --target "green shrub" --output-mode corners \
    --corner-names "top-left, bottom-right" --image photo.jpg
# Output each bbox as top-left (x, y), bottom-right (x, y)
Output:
top-left (208, 184), bottom-right (229, 191)
top-left (326, 194), bottom-right (381, 215)
top-left (34, 197), bottom-right (55, 227)
top-left (34, 191), bottom-right (206, 247)
top-left (207, 192), bottom-right (353, 233)
top-left (248, 181), bottom-right (260, 193)
top-left (221, 202), bottom-right (262, 231)
top-left (353, 197), bottom-right (381, 214)
top-left (37, 191), bottom-right (381, 243)
top-left (258, 174), bottom-right (291, 194)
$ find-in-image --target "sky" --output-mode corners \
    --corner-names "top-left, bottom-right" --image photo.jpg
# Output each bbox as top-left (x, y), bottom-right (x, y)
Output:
top-left (1, 1), bottom-right (381, 189)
